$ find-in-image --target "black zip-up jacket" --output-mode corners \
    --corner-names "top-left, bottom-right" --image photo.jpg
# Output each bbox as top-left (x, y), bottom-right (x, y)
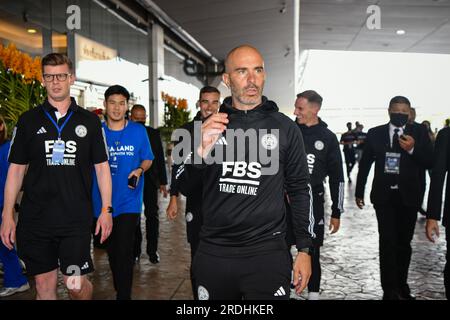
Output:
top-left (170, 112), bottom-right (202, 198)
top-left (427, 127), bottom-right (450, 227)
top-left (297, 119), bottom-right (345, 218)
top-left (181, 96), bottom-right (314, 253)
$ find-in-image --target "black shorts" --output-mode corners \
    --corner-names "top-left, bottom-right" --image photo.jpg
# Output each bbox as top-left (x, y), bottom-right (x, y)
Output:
top-left (192, 246), bottom-right (291, 300)
top-left (16, 224), bottom-right (94, 277)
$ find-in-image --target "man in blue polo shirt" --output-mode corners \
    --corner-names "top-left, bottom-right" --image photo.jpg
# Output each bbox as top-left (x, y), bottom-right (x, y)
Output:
top-left (92, 85), bottom-right (153, 300)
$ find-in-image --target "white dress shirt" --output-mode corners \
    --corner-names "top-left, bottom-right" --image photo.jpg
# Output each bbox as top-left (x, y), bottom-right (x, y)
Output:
top-left (389, 123), bottom-right (414, 154)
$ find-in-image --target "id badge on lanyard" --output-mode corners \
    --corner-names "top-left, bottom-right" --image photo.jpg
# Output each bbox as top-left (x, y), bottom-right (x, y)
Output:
top-left (44, 108), bottom-right (74, 165)
top-left (52, 139), bottom-right (65, 164)
top-left (110, 156), bottom-right (118, 175)
top-left (384, 152), bottom-right (401, 174)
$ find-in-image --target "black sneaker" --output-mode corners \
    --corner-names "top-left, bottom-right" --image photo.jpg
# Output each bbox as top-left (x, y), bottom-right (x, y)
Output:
top-left (149, 252), bottom-right (160, 264)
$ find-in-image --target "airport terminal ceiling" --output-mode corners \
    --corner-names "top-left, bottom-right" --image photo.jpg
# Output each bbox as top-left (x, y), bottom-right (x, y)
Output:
top-left (152, 0), bottom-right (450, 112)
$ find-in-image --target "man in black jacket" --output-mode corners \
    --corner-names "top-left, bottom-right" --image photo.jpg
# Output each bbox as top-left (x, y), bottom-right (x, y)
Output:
top-left (426, 127), bottom-right (450, 299)
top-left (355, 96), bottom-right (433, 300)
top-left (340, 122), bottom-right (356, 182)
top-left (180, 45), bottom-right (313, 300)
top-left (167, 86), bottom-right (220, 299)
top-left (291, 90), bottom-right (344, 300)
top-left (130, 104), bottom-right (168, 264)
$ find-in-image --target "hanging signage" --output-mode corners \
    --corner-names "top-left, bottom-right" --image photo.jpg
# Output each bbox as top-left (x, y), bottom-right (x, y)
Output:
top-left (75, 33), bottom-right (117, 62)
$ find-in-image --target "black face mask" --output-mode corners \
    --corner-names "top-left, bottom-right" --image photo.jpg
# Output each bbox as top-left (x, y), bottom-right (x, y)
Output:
top-left (390, 113), bottom-right (409, 127)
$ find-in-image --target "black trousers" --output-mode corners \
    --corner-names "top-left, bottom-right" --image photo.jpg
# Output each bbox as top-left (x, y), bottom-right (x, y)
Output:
top-left (374, 191), bottom-right (417, 297)
top-left (185, 201), bottom-right (203, 299)
top-left (190, 239), bottom-right (199, 300)
top-left (308, 192), bottom-right (324, 292)
top-left (343, 149), bottom-right (356, 178)
top-left (308, 245), bottom-right (321, 293)
top-left (446, 226), bottom-right (449, 300)
top-left (107, 214), bottom-right (140, 300)
top-left (134, 182), bottom-right (159, 257)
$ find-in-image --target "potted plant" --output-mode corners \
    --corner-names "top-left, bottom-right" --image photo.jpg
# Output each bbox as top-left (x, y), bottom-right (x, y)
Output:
top-left (0, 43), bottom-right (46, 136)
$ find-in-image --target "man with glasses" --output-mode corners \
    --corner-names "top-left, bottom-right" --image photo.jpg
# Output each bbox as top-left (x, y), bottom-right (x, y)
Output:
top-left (0, 53), bottom-right (113, 300)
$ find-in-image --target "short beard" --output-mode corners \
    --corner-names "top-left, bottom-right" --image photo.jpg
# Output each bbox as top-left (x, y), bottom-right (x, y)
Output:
top-left (230, 84), bottom-right (263, 106)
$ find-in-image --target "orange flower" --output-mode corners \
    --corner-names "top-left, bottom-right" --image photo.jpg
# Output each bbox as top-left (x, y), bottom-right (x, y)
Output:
top-left (0, 43), bottom-right (42, 82)
top-left (177, 98), bottom-right (188, 110)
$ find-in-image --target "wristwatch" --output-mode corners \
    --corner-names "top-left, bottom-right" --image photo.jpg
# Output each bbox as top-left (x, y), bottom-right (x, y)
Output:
top-left (102, 206), bottom-right (114, 214)
top-left (298, 247), bottom-right (314, 256)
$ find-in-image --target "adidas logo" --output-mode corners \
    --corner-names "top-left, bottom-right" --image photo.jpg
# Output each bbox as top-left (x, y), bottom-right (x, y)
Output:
top-left (274, 286), bottom-right (286, 297)
top-left (215, 136), bottom-right (228, 145)
top-left (318, 219), bottom-right (324, 226)
top-left (81, 262), bottom-right (89, 270)
top-left (36, 127), bottom-right (47, 134)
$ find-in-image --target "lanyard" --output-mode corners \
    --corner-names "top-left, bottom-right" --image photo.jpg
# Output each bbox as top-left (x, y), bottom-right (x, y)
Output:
top-left (105, 120), bottom-right (127, 147)
top-left (44, 109), bottom-right (74, 140)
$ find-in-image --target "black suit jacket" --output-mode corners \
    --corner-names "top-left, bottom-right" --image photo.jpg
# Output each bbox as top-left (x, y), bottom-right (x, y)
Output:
top-left (144, 126), bottom-right (167, 187)
top-left (355, 123), bottom-right (433, 207)
top-left (427, 127), bottom-right (450, 227)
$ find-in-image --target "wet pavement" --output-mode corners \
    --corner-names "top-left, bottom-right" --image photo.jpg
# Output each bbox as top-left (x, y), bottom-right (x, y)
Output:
top-left (1, 170), bottom-right (447, 300)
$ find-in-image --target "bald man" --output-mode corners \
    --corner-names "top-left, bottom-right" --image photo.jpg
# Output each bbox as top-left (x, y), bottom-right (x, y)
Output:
top-left (183, 45), bottom-right (314, 300)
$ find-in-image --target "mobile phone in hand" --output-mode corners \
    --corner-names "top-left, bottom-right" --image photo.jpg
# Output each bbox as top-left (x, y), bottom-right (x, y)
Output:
top-left (128, 176), bottom-right (137, 188)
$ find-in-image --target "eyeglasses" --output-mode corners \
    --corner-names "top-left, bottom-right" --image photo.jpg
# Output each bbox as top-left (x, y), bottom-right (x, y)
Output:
top-left (42, 73), bottom-right (71, 82)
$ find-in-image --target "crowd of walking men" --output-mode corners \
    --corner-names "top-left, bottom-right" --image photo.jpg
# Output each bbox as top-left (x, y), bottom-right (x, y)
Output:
top-left (0, 45), bottom-right (448, 300)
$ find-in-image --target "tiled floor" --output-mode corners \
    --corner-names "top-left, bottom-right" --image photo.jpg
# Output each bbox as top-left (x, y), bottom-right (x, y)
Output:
top-left (1, 170), bottom-right (447, 300)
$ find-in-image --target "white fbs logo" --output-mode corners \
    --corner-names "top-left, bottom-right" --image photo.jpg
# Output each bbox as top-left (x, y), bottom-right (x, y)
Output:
top-left (222, 161), bottom-right (262, 179)
top-left (45, 140), bottom-right (77, 166)
top-left (219, 162), bottom-right (261, 196)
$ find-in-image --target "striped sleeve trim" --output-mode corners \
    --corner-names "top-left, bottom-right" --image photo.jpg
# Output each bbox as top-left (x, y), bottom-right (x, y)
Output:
top-left (338, 181), bottom-right (345, 213)
top-left (308, 183), bottom-right (316, 238)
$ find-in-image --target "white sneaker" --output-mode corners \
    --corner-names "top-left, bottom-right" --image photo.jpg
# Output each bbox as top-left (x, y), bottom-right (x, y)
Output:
top-left (290, 287), bottom-right (306, 300)
top-left (0, 282), bottom-right (30, 297)
top-left (308, 291), bottom-right (320, 300)
top-left (19, 259), bottom-right (27, 274)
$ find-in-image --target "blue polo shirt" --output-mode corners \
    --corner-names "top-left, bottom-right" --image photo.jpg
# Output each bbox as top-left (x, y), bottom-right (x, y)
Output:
top-left (92, 121), bottom-right (154, 218)
top-left (0, 140), bottom-right (11, 208)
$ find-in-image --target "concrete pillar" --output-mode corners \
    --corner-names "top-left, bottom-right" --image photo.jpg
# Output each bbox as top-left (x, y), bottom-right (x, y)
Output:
top-left (42, 28), bottom-right (53, 56)
top-left (66, 32), bottom-right (76, 70)
top-left (294, 0), bottom-right (300, 95)
top-left (148, 23), bottom-right (164, 128)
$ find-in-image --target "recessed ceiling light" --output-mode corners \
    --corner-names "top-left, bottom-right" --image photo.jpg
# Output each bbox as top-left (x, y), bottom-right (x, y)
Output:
top-left (27, 28), bottom-right (37, 34)
top-left (396, 29), bottom-right (406, 35)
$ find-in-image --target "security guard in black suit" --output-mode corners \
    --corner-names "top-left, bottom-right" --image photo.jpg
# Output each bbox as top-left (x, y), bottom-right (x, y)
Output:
top-left (130, 104), bottom-right (168, 264)
top-left (426, 126), bottom-right (450, 300)
top-left (355, 96), bottom-right (433, 300)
